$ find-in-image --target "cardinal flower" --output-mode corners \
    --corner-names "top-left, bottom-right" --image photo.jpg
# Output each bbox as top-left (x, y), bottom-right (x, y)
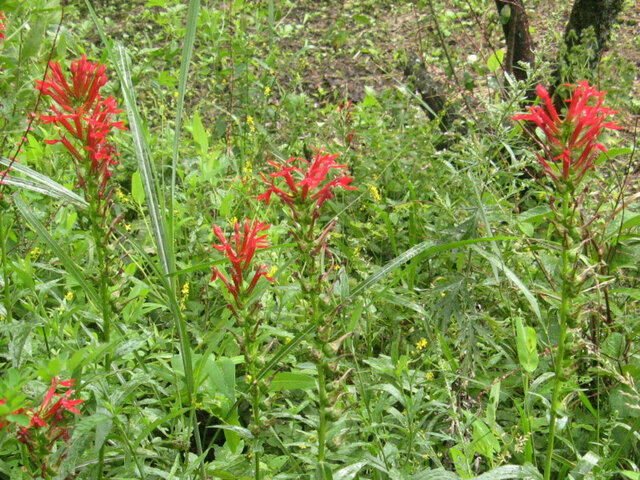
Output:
top-left (0, 12), bottom-right (6, 43)
top-left (211, 219), bottom-right (273, 309)
top-left (257, 151), bottom-right (356, 215)
top-left (512, 81), bottom-right (620, 187)
top-left (36, 55), bottom-right (125, 198)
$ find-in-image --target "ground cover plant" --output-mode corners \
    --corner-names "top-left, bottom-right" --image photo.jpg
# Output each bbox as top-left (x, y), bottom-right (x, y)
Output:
top-left (1, 0), bottom-right (639, 478)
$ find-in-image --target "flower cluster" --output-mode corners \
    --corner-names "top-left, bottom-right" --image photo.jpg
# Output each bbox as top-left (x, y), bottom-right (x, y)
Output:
top-left (257, 151), bottom-right (356, 215)
top-left (512, 81), bottom-right (620, 187)
top-left (36, 55), bottom-right (126, 198)
top-left (211, 218), bottom-right (273, 309)
top-left (0, 11), bottom-right (6, 43)
top-left (0, 378), bottom-right (84, 477)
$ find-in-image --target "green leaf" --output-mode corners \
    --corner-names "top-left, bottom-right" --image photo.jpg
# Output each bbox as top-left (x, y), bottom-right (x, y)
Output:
top-left (315, 462), bottom-right (334, 480)
top-left (472, 419), bottom-right (499, 461)
top-left (515, 317), bottom-right (538, 373)
top-left (487, 48), bottom-right (504, 73)
top-left (620, 472), bottom-right (640, 480)
top-left (334, 462), bottom-right (367, 480)
top-left (349, 236), bottom-right (516, 300)
top-left (114, 44), bottom-right (174, 277)
top-left (131, 169), bottom-right (145, 205)
top-left (191, 111), bottom-right (208, 154)
top-left (269, 372), bottom-right (315, 392)
top-left (13, 194), bottom-right (99, 307)
top-left (169, 0), bottom-right (201, 253)
top-left (0, 157), bottom-right (87, 207)
top-left (473, 247), bottom-right (541, 322)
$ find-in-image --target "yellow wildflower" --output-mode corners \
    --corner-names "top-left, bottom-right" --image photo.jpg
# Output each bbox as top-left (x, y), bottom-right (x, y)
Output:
top-left (173, 91), bottom-right (179, 99)
top-left (180, 282), bottom-right (189, 311)
top-left (426, 371), bottom-right (435, 381)
top-left (115, 188), bottom-right (129, 203)
top-left (246, 115), bottom-right (256, 133)
top-left (369, 184), bottom-right (381, 202)
top-left (264, 86), bottom-right (271, 96)
top-left (64, 291), bottom-right (74, 301)
top-left (30, 247), bottom-right (42, 260)
top-left (124, 223), bottom-right (132, 232)
top-left (269, 265), bottom-right (277, 277)
top-left (416, 338), bottom-right (428, 351)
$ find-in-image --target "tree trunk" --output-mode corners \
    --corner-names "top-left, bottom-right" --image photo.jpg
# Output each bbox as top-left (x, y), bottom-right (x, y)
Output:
top-left (494, 0), bottom-right (535, 82)
top-left (550, 0), bottom-right (624, 103)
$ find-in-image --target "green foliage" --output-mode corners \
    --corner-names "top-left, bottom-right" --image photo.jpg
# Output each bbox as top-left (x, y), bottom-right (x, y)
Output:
top-left (0, 0), bottom-right (638, 479)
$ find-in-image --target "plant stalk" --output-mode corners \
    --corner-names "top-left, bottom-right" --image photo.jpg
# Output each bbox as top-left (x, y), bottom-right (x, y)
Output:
top-left (544, 188), bottom-right (572, 480)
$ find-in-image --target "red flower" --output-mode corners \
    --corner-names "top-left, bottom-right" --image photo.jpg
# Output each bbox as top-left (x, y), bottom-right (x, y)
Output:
top-left (0, 12), bottom-right (7, 41)
top-left (257, 151), bottom-right (356, 214)
top-left (211, 219), bottom-right (273, 308)
top-left (36, 56), bottom-right (125, 197)
top-left (512, 81), bottom-right (620, 186)
top-left (0, 12), bottom-right (6, 42)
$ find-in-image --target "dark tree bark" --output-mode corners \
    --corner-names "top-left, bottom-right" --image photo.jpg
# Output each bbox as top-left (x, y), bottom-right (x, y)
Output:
top-left (494, 0), bottom-right (535, 82)
top-left (549, 0), bottom-right (624, 102)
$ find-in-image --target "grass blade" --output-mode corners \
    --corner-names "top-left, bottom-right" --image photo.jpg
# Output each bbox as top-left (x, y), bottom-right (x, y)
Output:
top-left (349, 236), bottom-right (517, 299)
top-left (13, 193), bottom-right (99, 306)
top-left (472, 245), bottom-right (542, 322)
top-left (0, 157), bottom-right (87, 207)
top-left (170, 0), bottom-right (200, 251)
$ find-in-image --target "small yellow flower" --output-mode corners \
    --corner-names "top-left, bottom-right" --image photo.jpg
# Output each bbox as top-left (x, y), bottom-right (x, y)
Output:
top-left (333, 264), bottom-right (340, 271)
top-left (173, 91), bottom-right (179, 99)
top-left (243, 160), bottom-right (253, 176)
top-left (416, 338), bottom-right (428, 351)
top-left (285, 337), bottom-right (291, 344)
top-left (30, 247), bottom-right (42, 260)
top-left (124, 223), bottom-right (132, 232)
top-left (269, 265), bottom-right (277, 277)
top-left (64, 291), bottom-right (74, 301)
top-left (246, 374), bottom-right (253, 383)
top-left (115, 188), bottom-right (129, 203)
top-left (264, 86), bottom-right (271, 96)
top-left (180, 282), bottom-right (190, 311)
top-left (426, 371), bottom-right (435, 381)
top-left (369, 184), bottom-right (381, 202)
top-left (229, 216), bottom-right (238, 227)
top-left (246, 115), bottom-right (256, 133)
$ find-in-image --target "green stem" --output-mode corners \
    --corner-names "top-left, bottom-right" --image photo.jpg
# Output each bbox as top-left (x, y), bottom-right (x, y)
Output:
top-left (544, 188), bottom-right (572, 480)
top-left (86, 184), bottom-right (112, 345)
top-left (0, 210), bottom-right (12, 323)
top-left (317, 361), bottom-right (328, 463)
top-left (243, 317), bottom-right (262, 480)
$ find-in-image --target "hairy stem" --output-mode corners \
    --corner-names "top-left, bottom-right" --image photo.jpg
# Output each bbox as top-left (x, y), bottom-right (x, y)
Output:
top-left (544, 188), bottom-right (573, 480)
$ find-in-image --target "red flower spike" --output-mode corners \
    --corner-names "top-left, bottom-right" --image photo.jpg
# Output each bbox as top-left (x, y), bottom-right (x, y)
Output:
top-left (257, 151), bottom-right (357, 214)
top-left (512, 80), bottom-right (620, 187)
top-left (211, 219), bottom-right (273, 309)
top-left (0, 12), bottom-right (6, 42)
top-left (36, 56), bottom-right (125, 198)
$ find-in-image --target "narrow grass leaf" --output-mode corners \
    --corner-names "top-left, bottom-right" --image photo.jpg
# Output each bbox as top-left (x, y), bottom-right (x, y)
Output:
top-left (13, 193), bottom-right (99, 306)
top-left (0, 157), bottom-right (87, 207)
top-left (349, 236), bottom-right (516, 299)
top-left (170, 0), bottom-right (201, 250)
top-left (472, 246), bottom-right (542, 322)
top-left (114, 44), bottom-right (173, 277)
